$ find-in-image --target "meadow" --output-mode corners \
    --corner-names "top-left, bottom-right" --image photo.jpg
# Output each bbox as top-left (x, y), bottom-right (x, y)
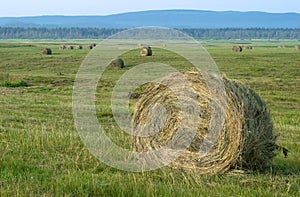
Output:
top-left (0, 40), bottom-right (299, 196)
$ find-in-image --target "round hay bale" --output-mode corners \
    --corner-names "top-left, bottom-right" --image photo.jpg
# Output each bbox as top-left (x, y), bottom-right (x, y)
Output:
top-left (246, 45), bottom-right (253, 50)
top-left (294, 45), bottom-right (300, 50)
top-left (278, 46), bottom-right (285, 49)
top-left (77, 45), bottom-right (83, 49)
top-left (93, 43), bottom-right (97, 47)
top-left (67, 45), bottom-right (74, 50)
top-left (140, 46), bottom-right (152, 56)
top-left (87, 45), bottom-right (93, 49)
top-left (132, 71), bottom-right (277, 174)
top-left (41, 48), bottom-right (52, 55)
top-left (59, 45), bottom-right (66, 50)
top-left (232, 46), bottom-right (243, 52)
top-left (110, 58), bottom-right (124, 69)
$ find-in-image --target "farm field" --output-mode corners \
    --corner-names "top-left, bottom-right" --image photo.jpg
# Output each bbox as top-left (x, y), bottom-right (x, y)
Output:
top-left (0, 40), bottom-right (299, 196)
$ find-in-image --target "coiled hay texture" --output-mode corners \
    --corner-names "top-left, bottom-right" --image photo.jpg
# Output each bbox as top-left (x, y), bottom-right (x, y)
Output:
top-left (132, 71), bottom-right (277, 174)
top-left (140, 46), bottom-right (152, 56)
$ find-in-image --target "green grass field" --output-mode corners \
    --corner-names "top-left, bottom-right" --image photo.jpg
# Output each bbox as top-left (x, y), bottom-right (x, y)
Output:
top-left (0, 40), bottom-right (299, 196)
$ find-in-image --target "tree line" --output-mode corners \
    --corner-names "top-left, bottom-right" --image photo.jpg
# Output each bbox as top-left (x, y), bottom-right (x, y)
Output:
top-left (0, 27), bottom-right (300, 40)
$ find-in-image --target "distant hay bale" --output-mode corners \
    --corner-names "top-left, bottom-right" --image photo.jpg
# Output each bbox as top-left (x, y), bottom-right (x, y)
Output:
top-left (41, 48), bottom-right (52, 55)
top-left (77, 45), bottom-right (83, 49)
top-left (59, 45), bottom-right (66, 50)
top-left (87, 45), bottom-right (93, 49)
top-left (246, 45), bottom-right (253, 50)
top-left (232, 46), bottom-right (243, 52)
top-left (140, 46), bottom-right (152, 56)
top-left (110, 58), bottom-right (125, 69)
top-left (132, 71), bottom-right (277, 174)
top-left (67, 46), bottom-right (74, 50)
top-left (278, 46), bottom-right (285, 49)
top-left (294, 45), bottom-right (300, 50)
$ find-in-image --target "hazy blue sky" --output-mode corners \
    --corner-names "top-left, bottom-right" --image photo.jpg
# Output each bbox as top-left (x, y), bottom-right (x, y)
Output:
top-left (1, 0), bottom-right (300, 17)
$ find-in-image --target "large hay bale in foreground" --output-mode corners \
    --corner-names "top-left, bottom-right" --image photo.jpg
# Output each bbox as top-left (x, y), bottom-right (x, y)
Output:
top-left (110, 58), bottom-right (124, 69)
top-left (132, 71), bottom-right (277, 174)
top-left (140, 46), bottom-right (152, 56)
top-left (232, 46), bottom-right (243, 52)
top-left (41, 48), bottom-right (52, 55)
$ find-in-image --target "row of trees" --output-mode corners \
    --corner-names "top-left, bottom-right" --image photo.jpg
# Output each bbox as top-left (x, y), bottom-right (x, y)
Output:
top-left (0, 27), bottom-right (300, 40)
top-left (182, 28), bottom-right (300, 40)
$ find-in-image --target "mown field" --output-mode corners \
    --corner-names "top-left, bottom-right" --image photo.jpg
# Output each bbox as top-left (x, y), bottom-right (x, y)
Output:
top-left (0, 40), bottom-right (299, 196)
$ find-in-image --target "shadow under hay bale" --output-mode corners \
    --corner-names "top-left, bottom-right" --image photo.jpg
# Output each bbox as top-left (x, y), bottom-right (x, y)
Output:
top-left (87, 45), bottom-right (93, 49)
top-left (77, 45), bottom-right (83, 49)
top-left (232, 46), bottom-right (243, 52)
top-left (132, 71), bottom-right (277, 174)
top-left (41, 48), bottom-right (52, 55)
top-left (140, 46), bottom-right (152, 56)
top-left (110, 58), bottom-right (125, 69)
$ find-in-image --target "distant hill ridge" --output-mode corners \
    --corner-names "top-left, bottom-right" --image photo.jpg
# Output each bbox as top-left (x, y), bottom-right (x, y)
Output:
top-left (0, 10), bottom-right (300, 28)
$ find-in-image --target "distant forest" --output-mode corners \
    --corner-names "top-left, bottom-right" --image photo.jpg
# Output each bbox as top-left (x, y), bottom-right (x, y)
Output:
top-left (1, 27), bottom-right (300, 40)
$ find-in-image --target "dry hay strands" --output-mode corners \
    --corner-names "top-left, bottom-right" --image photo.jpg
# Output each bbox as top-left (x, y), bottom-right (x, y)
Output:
top-left (67, 45), bottom-right (74, 50)
top-left (77, 45), bottom-right (83, 49)
top-left (294, 45), bottom-right (300, 50)
top-left (110, 58), bottom-right (125, 69)
top-left (246, 45), bottom-right (253, 50)
top-left (41, 48), bottom-right (52, 55)
top-left (132, 71), bottom-right (278, 174)
top-left (59, 45), bottom-right (66, 50)
top-left (232, 46), bottom-right (243, 52)
top-left (140, 46), bottom-right (152, 56)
